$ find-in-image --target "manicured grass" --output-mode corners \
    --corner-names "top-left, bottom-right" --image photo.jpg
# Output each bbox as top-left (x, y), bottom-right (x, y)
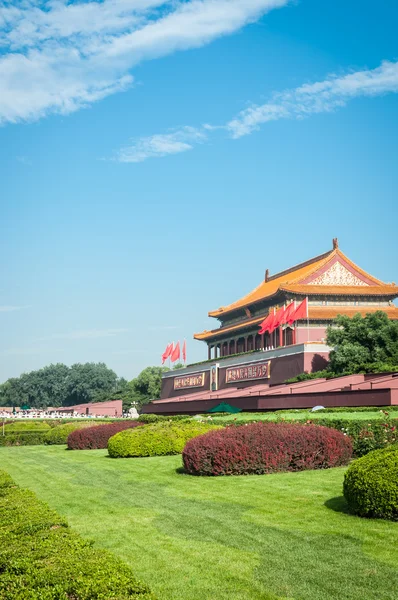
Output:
top-left (1, 446), bottom-right (398, 600)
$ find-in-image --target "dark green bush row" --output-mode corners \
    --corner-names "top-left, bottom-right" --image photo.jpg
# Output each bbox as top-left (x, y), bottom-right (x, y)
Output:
top-left (0, 432), bottom-right (48, 447)
top-left (137, 414), bottom-right (192, 424)
top-left (309, 406), bottom-right (398, 414)
top-left (0, 470), bottom-right (156, 599)
top-left (0, 421), bottom-right (120, 447)
top-left (343, 445), bottom-right (398, 520)
top-left (108, 421), bottom-right (221, 458)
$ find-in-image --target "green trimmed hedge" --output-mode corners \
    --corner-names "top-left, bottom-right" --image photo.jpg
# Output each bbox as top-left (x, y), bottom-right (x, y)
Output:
top-left (343, 445), bottom-right (398, 520)
top-left (137, 414), bottom-right (192, 424)
top-left (44, 422), bottom-right (102, 445)
top-left (0, 431), bottom-right (48, 447)
top-left (3, 421), bottom-right (51, 432)
top-left (108, 422), bottom-right (222, 458)
top-left (0, 470), bottom-right (156, 599)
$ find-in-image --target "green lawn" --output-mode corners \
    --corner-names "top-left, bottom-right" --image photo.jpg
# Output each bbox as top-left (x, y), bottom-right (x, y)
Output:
top-left (1, 446), bottom-right (398, 600)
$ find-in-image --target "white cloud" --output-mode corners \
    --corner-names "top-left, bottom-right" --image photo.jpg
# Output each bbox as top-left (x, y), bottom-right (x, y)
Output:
top-left (114, 59), bottom-right (398, 161)
top-left (0, 305), bottom-right (27, 312)
top-left (0, 0), bottom-right (289, 124)
top-left (116, 126), bottom-right (206, 162)
top-left (227, 59), bottom-right (398, 137)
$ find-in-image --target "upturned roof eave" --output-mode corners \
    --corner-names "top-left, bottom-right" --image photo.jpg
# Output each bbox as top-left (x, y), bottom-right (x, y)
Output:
top-left (195, 305), bottom-right (398, 341)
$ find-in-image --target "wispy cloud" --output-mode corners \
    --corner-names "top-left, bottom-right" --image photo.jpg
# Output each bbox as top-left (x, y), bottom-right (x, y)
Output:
top-left (116, 126), bottom-right (206, 162)
top-left (227, 59), bottom-right (398, 137)
top-left (113, 59), bottom-right (398, 161)
top-left (0, 0), bottom-right (289, 124)
top-left (0, 305), bottom-right (28, 312)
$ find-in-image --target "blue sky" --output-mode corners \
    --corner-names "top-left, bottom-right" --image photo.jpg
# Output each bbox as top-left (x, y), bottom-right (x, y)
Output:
top-left (1, 0), bottom-right (397, 382)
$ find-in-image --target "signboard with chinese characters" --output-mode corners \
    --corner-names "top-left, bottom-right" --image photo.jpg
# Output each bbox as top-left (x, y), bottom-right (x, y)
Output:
top-left (225, 361), bottom-right (271, 384)
top-left (174, 372), bottom-right (205, 390)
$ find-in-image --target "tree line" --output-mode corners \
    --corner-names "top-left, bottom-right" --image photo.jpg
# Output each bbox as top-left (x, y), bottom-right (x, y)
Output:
top-left (0, 362), bottom-right (183, 411)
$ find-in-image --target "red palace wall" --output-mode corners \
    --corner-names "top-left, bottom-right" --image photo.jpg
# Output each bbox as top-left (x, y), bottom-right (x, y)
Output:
top-left (296, 326), bottom-right (327, 344)
top-left (161, 346), bottom-right (330, 400)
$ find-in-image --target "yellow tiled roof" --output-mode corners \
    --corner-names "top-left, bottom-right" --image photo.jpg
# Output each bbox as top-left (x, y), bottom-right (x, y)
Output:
top-left (208, 246), bottom-right (395, 318)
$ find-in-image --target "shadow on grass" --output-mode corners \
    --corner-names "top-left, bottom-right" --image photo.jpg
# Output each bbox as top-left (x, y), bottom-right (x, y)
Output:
top-left (324, 495), bottom-right (351, 515)
top-left (175, 466), bottom-right (189, 475)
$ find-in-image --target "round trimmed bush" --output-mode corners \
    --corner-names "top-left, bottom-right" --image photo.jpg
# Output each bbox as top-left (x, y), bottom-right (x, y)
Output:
top-left (67, 421), bottom-right (142, 450)
top-left (108, 422), bottom-right (222, 458)
top-left (182, 422), bottom-right (353, 476)
top-left (45, 422), bottom-right (102, 445)
top-left (343, 445), bottom-right (398, 520)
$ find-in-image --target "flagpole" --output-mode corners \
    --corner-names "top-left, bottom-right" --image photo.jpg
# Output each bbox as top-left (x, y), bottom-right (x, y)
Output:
top-left (306, 297), bottom-right (310, 342)
top-left (294, 300), bottom-right (297, 345)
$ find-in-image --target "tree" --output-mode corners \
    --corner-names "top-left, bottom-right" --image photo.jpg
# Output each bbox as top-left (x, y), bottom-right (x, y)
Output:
top-left (326, 311), bottom-right (398, 375)
top-left (63, 363), bottom-right (119, 406)
top-left (0, 362), bottom-right (122, 409)
top-left (129, 366), bottom-right (169, 409)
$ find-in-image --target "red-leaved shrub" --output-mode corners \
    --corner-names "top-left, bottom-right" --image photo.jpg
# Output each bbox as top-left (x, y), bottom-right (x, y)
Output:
top-left (182, 422), bottom-right (352, 476)
top-left (67, 421), bottom-right (142, 450)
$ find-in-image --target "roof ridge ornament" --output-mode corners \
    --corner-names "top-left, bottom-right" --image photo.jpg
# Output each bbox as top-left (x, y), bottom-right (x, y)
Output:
top-left (333, 237), bottom-right (339, 250)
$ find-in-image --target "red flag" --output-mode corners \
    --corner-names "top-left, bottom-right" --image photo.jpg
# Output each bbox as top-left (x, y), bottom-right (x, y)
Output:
top-left (182, 340), bottom-right (186, 363)
top-left (282, 302), bottom-right (296, 326)
top-left (170, 341), bottom-right (180, 363)
top-left (259, 312), bottom-right (274, 335)
top-left (269, 305), bottom-right (285, 333)
top-left (290, 298), bottom-right (308, 323)
top-left (161, 343), bottom-right (173, 364)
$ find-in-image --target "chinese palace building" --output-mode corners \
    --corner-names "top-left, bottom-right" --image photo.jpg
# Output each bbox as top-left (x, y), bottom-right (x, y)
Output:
top-left (142, 239), bottom-right (398, 414)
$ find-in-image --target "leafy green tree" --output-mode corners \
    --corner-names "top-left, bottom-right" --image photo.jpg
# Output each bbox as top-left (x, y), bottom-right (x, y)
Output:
top-left (0, 362), bottom-right (122, 409)
top-left (129, 366), bottom-right (169, 409)
top-left (172, 363), bottom-right (184, 370)
top-left (327, 311), bottom-right (398, 375)
top-left (63, 363), bottom-right (119, 405)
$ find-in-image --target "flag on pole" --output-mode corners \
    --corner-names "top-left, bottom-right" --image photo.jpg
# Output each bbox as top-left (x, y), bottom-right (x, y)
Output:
top-left (269, 305), bottom-right (285, 334)
top-left (170, 341), bottom-right (181, 363)
top-left (282, 301), bottom-right (296, 326)
top-left (161, 342), bottom-right (173, 364)
top-left (258, 311), bottom-right (274, 335)
top-left (182, 340), bottom-right (186, 363)
top-left (290, 297), bottom-right (308, 323)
